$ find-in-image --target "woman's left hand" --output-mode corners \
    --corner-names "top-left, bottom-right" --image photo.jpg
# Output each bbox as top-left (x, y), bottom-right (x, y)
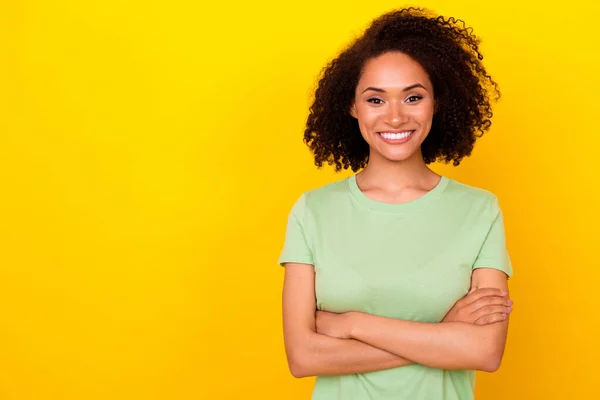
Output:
top-left (316, 310), bottom-right (354, 339)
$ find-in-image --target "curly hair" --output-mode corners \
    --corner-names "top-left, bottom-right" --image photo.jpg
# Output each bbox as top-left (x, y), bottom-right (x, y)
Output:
top-left (304, 7), bottom-right (500, 172)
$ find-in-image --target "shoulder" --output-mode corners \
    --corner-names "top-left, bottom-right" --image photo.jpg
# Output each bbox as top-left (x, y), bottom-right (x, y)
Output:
top-left (443, 177), bottom-right (503, 216)
top-left (288, 176), bottom-right (351, 216)
top-left (303, 176), bottom-right (349, 203)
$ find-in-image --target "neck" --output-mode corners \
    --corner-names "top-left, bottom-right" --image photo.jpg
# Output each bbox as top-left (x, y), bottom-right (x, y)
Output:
top-left (358, 150), bottom-right (439, 190)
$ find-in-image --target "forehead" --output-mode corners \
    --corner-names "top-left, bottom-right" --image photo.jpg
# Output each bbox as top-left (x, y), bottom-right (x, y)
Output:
top-left (358, 52), bottom-right (432, 89)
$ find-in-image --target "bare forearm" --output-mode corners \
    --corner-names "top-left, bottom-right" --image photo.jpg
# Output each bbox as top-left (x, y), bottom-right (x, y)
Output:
top-left (350, 313), bottom-right (507, 372)
top-left (290, 332), bottom-right (412, 377)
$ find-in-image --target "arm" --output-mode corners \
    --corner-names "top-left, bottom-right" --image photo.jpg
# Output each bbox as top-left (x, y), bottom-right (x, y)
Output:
top-left (282, 262), bottom-right (413, 378)
top-left (345, 268), bottom-right (510, 372)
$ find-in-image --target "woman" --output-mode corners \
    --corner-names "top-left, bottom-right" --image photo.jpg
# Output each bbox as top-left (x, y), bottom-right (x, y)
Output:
top-left (278, 7), bottom-right (513, 400)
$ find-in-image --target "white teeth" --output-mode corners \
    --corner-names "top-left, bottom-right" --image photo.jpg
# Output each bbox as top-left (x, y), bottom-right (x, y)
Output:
top-left (380, 131), bottom-right (413, 140)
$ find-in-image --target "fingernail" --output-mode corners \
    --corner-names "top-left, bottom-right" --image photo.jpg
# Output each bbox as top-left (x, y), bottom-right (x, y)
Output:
top-left (507, 300), bottom-right (514, 305)
top-left (507, 307), bottom-right (513, 312)
top-left (501, 291), bottom-right (507, 296)
top-left (502, 313), bottom-right (507, 318)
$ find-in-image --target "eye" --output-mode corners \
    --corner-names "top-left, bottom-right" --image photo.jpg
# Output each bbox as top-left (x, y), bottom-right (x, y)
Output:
top-left (406, 95), bottom-right (423, 103)
top-left (367, 98), bottom-right (384, 105)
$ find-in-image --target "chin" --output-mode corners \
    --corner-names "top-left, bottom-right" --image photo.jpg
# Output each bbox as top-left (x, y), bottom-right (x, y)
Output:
top-left (367, 135), bottom-right (426, 163)
top-left (385, 155), bottom-right (415, 163)
top-left (377, 149), bottom-right (420, 163)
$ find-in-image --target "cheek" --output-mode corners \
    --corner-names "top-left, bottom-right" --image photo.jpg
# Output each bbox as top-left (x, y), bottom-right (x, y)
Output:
top-left (410, 106), bottom-right (434, 123)
top-left (356, 106), bottom-right (382, 125)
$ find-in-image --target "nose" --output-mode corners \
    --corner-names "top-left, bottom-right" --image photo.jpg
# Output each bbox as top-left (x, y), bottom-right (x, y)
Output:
top-left (385, 103), bottom-right (409, 127)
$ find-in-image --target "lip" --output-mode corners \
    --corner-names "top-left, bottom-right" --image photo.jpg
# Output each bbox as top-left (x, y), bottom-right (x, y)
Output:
top-left (377, 130), bottom-right (415, 144)
top-left (378, 130), bottom-right (414, 134)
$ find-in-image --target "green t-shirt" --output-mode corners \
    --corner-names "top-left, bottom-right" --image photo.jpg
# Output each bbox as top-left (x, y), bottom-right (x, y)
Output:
top-left (278, 174), bottom-right (513, 400)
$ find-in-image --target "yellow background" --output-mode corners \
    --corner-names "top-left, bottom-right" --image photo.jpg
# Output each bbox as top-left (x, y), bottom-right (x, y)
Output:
top-left (1, 0), bottom-right (598, 399)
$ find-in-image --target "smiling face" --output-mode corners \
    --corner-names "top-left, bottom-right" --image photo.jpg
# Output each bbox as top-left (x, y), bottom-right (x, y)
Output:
top-left (350, 51), bottom-right (436, 164)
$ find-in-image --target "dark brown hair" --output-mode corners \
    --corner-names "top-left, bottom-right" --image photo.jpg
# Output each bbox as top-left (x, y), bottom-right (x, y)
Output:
top-left (304, 7), bottom-right (500, 171)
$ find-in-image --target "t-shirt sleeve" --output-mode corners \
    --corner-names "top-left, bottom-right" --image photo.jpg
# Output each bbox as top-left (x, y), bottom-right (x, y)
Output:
top-left (472, 197), bottom-right (513, 278)
top-left (278, 194), bottom-right (314, 266)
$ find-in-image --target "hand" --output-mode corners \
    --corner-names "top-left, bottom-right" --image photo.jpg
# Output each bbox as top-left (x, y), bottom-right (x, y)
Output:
top-left (315, 310), bottom-right (353, 339)
top-left (442, 287), bottom-right (513, 325)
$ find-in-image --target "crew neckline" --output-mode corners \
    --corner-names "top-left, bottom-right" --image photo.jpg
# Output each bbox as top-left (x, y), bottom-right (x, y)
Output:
top-left (347, 174), bottom-right (449, 214)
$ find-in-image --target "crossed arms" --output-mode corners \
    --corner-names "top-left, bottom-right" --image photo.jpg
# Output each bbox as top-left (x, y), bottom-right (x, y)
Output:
top-left (282, 263), bottom-right (512, 378)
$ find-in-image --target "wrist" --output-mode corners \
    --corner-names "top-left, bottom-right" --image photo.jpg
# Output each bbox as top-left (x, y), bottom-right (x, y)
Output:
top-left (346, 311), bottom-right (361, 339)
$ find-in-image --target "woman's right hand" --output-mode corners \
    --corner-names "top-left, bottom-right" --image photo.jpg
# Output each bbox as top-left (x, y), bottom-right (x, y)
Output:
top-left (442, 287), bottom-right (513, 325)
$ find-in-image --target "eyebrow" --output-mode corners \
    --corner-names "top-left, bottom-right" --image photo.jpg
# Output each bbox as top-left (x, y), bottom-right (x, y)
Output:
top-left (362, 83), bottom-right (426, 94)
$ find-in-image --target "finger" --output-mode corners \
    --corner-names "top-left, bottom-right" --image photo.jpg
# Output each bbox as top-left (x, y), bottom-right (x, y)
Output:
top-left (464, 288), bottom-right (508, 305)
top-left (471, 305), bottom-right (512, 321)
top-left (455, 286), bottom-right (478, 307)
top-left (469, 296), bottom-right (513, 312)
top-left (475, 312), bottom-right (509, 325)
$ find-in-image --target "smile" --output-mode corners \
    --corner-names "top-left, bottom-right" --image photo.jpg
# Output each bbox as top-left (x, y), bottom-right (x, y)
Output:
top-left (378, 131), bottom-right (415, 141)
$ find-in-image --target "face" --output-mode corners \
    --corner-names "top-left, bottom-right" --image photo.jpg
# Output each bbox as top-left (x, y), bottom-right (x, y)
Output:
top-left (350, 51), bottom-right (435, 164)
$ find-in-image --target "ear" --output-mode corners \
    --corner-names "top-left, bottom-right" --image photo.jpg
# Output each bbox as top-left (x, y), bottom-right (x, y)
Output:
top-left (349, 103), bottom-right (357, 119)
